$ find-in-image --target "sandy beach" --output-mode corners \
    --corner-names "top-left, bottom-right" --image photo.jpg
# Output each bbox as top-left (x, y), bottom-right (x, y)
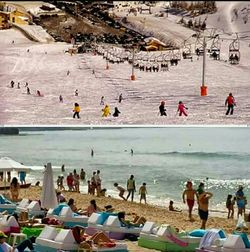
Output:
top-left (3, 186), bottom-right (238, 251)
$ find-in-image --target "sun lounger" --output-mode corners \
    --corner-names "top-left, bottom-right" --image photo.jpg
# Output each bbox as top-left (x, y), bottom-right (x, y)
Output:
top-left (139, 222), bottom-right (201, 252)
top-left (16, 199), bottom-right (30, 213)
top-left (36, 225), bottom-right (79, 252)
top-left (26, 201), bottom-right (45, 217)
top-left (55, 206), bottom-right (88, 228)
top-left (0, 215), bottom-right (20, 234)
top-left (86, 213), bottom-right (142, 240)
top-left (0, 195), bottom-right (16, 214)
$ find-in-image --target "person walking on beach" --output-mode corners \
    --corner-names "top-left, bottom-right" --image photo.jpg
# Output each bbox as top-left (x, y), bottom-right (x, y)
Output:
top-left (91, 171), bottom-right (97, 195)
top-left (66, 173), bottom-right (74, 191)
top-left (102, 104), bottom-right (111, 117)
top-left (225, 93), bottom-right (236, 115)
top-left (159, 101), bottom-right (167, 116)
top-left (177, 101), bottom-right (188, 116)
top-left (197, 182), bottom-right (213, 229)
top-left (226, 194), bottom-right (235, 219)
top-left (113, 107), bottom-right (121, 117)
top-left (235, 185), bottom-right (246, 217)
top-left (182, 181), bottom-right (198, 221)
top-left (73, 103), bottom-right (80, 119)
top-left (73, 169), bottom-right (80, 193)
top-left (139, 182), bottom-right (147, 204)
top-left (95, 170), bottom-right (102, 197)
top-left (114, 183), bottom-right (126, 200)
top-left (126, 175), bottom-right (136, 202)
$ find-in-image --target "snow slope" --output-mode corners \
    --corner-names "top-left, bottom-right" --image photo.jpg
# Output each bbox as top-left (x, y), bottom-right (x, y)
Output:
top-left (0, 2), bottom-right (250, 125)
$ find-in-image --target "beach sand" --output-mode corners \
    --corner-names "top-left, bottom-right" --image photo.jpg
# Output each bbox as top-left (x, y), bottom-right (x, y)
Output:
top-left (12, 186), bottom-right (240, 251)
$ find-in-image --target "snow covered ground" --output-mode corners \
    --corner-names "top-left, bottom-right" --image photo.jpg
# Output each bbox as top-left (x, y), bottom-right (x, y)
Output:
top-left (0, 2), bottom-right (250, 125)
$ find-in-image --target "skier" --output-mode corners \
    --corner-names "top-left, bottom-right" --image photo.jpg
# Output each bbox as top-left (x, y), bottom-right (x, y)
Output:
top-left (102, 104), bottom-right (111, 117)
top-left (10, 80), bottom-right (14, 88)
top-left (159, 101), bottom-right (167, 116)
top-left (75, 89), bottom-right (78, 96)
top-left (27, 87), bottom-right (31, 95)
top-left (100, 96), bottom-right (104, 105)
top-left (67, 70), bottom-right (70, 76)
top-left (17, 82), bottom-right (20, 89)
top-left (73, 103), bottom-right (80, 119)
top-left (225, 93), bottom-right (236, 115)
top-left (118, 93), bottom-right (123, 103)
top-left (177, 101), bottom-right (188, 116)
top-left (59, 95), bottom-right (63, 103)
top-left (113, 107), bottom-right (121, 117)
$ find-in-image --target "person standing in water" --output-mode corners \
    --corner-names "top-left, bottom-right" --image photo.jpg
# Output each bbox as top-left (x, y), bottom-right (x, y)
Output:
top-left (131, 149), bottom-right (134, 156)
top-left (177, 101), bottom-right (188, 116)
top-left (225, 93), bottom-right (236, 115)
top-left (91, 149), bottom-right (94, 157)
top-left (182, 181), bottom-right (198, 221)
top-left (61, 164), bottom-right (65, 172)
top-left (197, 182), bottom-right (213, 229)
top-left (73, 103), bottom-right (80, 119)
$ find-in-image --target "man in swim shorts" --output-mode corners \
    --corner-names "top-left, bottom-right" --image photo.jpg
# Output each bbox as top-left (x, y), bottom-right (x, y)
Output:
top-left (182, 181), bottom-right (198, 221)
top-left (197, 182), bottom-right (213, 229)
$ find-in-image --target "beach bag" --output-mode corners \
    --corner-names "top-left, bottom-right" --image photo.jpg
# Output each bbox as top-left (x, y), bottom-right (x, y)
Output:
top-left (19, 211), bottom-right (28, 221)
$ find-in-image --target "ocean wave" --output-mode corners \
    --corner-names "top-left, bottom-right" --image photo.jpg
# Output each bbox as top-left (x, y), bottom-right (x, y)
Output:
top-left (137, 151), bottom-right (250, 159)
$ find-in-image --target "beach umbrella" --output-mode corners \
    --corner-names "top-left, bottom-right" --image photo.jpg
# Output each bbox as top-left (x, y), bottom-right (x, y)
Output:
top-left (0, 157), bottom-right (31, 172)
top-left (40, 162), bottom-right (57, 209)
top-left (0, 157), bottom-right (31, 192)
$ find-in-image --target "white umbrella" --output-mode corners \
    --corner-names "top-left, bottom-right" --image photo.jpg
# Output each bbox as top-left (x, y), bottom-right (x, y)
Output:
top-left (0, 157), bottom-right (31, 172)
top-left (40, 162), bottom-right (57, 209)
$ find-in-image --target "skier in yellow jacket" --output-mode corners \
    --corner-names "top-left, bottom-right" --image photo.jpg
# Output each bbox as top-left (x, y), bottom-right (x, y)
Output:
top-left (102, 104), bottom-right (111, 117)
top-left (73, 103), bottom-right (80, 119)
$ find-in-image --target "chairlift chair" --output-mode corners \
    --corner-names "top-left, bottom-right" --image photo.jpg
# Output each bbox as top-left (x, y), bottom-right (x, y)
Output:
top-left (229, 38), bottom-right (240, 64)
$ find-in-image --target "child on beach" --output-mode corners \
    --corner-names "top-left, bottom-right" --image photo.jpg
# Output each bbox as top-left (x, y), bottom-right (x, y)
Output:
top-left (73, 103), bottom-right (80, 119)
top-left (182, 181), bottom-right (198, 221)
top-left (177, 101), bottom-right (188, 116)
top-left (87, 180), bottom-right (93, 195)
top-left (169, 201), bottom-right (182, 212)
top-left (102, 104), bottom-right (111, 117)
top-left (226, 194), bottom-right (235, 219)
top-left (139, 183), bottom-right (147, 204)
top-left (114, 183), bottom-right (126, 200)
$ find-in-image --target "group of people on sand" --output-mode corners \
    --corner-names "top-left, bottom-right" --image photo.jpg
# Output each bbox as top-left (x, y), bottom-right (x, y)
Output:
top-left (114, 175), bottom-right (148, 204)
top-left (181, 180), bottom-right (247, 229)
top-left (159, 92), bottom-right (236, 117)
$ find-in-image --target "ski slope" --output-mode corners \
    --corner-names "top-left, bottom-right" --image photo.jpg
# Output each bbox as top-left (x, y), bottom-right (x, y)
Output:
top-left (0, 2), bottom-right (250, 125)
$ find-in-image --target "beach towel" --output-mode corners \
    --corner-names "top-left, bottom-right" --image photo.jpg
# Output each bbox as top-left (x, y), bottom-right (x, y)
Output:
top-left (0, 195), bottom-right (12, 204)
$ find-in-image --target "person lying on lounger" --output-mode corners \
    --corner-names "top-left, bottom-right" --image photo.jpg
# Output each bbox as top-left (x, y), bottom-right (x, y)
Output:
top-left (118, 211), bottom-right (146, 228)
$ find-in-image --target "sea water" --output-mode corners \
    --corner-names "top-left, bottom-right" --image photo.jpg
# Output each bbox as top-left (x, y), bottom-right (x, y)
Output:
top-left (0, 127), bottom-right (250, 212)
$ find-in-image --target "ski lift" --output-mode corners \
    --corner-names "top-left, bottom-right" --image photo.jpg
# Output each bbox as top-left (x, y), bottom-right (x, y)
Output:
top-left (195, 33), bottom-right (204, 56)
top-left (229, 35), bottom-right (240, 64)
top-left (182, 42), bottom-right (192, 59)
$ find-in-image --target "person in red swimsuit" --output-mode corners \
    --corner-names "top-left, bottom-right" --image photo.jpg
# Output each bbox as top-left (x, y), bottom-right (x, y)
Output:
top-left (182, 181), bottom-right (198, 221)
